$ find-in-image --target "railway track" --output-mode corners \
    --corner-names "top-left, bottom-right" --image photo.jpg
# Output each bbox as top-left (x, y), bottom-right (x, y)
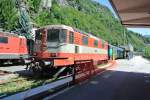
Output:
top-left (0, 70), bottom-right (17, 84)
top-left (0, 61), bottom-right (116, 100)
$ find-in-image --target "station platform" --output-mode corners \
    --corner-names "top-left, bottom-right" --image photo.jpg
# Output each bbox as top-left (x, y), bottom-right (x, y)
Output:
top-left (45, 56), bottom-right (150, 100)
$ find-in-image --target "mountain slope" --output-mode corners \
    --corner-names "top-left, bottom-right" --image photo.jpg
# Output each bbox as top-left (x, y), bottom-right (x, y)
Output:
top-left (0, 0), bottom-right (147, 51)
top-left (33, 0), bottom-right (146, 51)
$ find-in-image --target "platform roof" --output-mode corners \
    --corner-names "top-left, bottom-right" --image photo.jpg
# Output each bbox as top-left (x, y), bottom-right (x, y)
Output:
top-left (109, 0), bottom-right (150, 27)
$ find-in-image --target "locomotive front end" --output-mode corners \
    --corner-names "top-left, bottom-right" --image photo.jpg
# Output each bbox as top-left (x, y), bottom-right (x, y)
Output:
top-left (33, 25), bottom-right (73, 69)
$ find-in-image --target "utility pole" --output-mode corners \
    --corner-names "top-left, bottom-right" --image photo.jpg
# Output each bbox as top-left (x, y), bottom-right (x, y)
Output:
top-left (123, 28), bottom-right (126, 45)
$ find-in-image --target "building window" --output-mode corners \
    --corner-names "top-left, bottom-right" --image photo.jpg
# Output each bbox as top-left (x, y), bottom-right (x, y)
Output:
top-left (82, 36), bottom-right (88, 45)
top-left (69, 31), bottom-right (74, 44)
top-left (94, 40), bottom-right (98, 47)
top-left (0, 36), bottom-right (8, 43)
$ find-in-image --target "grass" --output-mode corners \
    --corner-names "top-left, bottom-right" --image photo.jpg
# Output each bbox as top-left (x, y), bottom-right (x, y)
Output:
top-left (0, 76), bottom-right (53, 97)
top-left (0, 73), bottom-right (69, 97)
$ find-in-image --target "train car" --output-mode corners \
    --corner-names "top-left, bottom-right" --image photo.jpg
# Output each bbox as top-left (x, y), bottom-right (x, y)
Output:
top-left (108, 44), bottom-right (124, 60)
top-left (0, 31), bottom-right (28, 65)
top-left (116, 47), bottom-right (124, 59)
top-left (33, 25), bottom-right (108, 69)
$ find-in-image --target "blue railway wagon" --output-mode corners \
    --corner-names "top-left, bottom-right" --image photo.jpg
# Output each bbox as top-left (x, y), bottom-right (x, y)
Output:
top-left (108, 45), bottom-right (124, 60)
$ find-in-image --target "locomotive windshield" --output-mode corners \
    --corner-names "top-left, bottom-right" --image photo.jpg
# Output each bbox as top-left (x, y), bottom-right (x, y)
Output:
top-left (47, 29), bottom-right (59, 42)
top-left (47, 29), bottom-right (66, 43)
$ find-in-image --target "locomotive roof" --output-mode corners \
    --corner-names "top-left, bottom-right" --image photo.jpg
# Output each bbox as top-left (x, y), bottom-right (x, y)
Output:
top-left (44, 25), bottom-right (74, 32)
top-left (0, 31), bottom-right (18, 37)
top-left (0, 31), bottom-right (25, 38)
top-left (41, 25), bottom-right (107, 43)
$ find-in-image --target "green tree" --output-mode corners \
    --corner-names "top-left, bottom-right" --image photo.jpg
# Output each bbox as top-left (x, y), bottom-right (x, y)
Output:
top-left (0, 0), bottom-right (18, 30)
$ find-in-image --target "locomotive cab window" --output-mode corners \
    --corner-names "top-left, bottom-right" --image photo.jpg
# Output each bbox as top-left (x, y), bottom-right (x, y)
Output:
top-left (82, 36), bottom-right (88, 45)
top-left (47, 29), bottom-right (67, 43)
top-left (0, 36), bottom-right (8, 43)
top-left (47, 29), bottom-right (59, 42)
top-left (69, 31), bottom-right (74, 44)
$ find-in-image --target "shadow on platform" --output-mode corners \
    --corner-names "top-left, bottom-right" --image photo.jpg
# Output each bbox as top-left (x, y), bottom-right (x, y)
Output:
top-left (49, 69), bottom-right (150, 100)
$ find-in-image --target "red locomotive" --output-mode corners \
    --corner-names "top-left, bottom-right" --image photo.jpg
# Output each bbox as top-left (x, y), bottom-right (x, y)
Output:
top-left (32, 25), bottom-right (108, 72)
top-left (0, 31), bottom-right (28, 65)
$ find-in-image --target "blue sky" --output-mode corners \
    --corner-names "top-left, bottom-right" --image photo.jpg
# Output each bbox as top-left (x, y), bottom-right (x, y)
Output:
top-left (95, 0), bottom-right (150, 35)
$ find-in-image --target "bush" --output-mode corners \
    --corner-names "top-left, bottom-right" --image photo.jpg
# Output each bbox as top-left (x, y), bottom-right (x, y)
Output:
top-left (143, 46), bottom-right (150, 59)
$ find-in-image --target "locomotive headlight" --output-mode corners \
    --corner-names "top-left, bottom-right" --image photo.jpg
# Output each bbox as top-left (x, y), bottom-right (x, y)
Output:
top-left (51, 53), bottom-right (58, 57)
